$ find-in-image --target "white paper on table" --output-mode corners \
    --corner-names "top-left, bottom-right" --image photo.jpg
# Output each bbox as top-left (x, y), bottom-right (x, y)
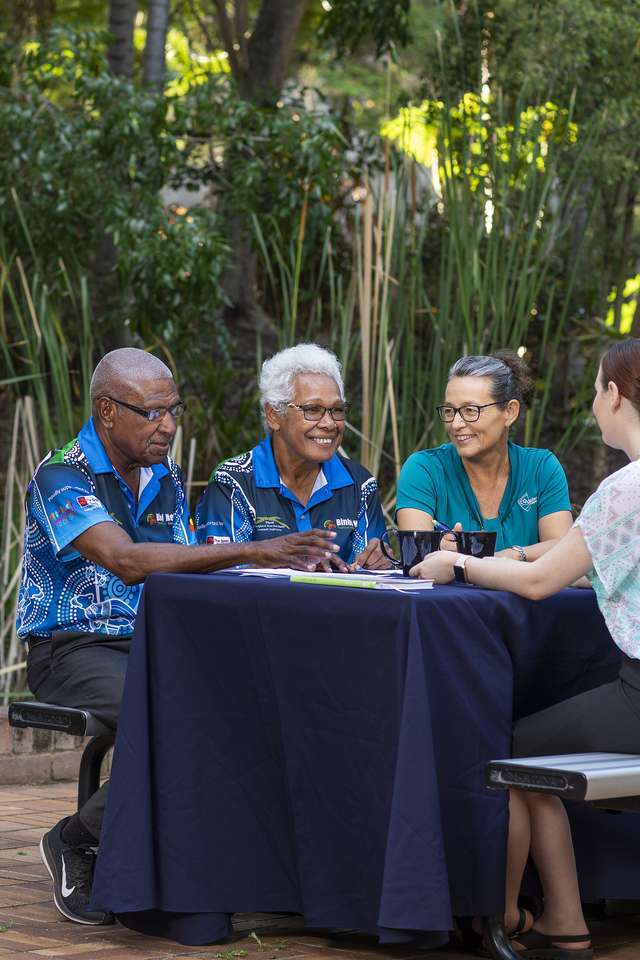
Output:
top-left (235, 567), bottom-right (295, 577)
top-left (374, 579), bottom-right (434, 591)
top-left (233, 568), bottom-right (433, 590)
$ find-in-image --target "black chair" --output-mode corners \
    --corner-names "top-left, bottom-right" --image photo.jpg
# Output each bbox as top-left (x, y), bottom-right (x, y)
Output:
top-left (481, 752), bottom-right (640, 959)
top-left (8, 700), bottom-right (115, 810)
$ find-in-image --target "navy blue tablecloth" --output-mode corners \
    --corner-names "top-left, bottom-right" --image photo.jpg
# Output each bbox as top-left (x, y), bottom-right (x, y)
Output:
top-left (91, 575), bottom-right (636, 946)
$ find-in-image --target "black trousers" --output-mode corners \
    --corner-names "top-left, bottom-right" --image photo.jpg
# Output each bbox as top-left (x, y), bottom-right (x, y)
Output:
top-left (26, 634), bottom-right (131, 841)
top-left (514, 655), bottom-right (640, 757)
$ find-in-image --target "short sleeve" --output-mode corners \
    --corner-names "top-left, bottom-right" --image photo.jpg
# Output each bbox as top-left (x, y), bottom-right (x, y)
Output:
top-left (396, 452), bottom-right (439, 516)
top-left (575, 463), bottom-right (640, 597)
top-left (537, 452), bottom-right (572, 519)
top-left (30, 464), bottom-right (114, 560)
top-left (360, 475), bottom-right (387, 543)
top-left (195, 473), bottom-right (253, 544)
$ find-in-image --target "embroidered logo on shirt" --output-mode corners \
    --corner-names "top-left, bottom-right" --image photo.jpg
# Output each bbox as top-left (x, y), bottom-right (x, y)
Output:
top-left (49, 500), bottom-right (76, 527)
top-left (206, 535), bottom-right (231, 544)
top-left (255, 516), bottom-right (290, 531)
top-left (326, 518), bottom-right (357, 528)
top-left (146, 513), bottom-right (175, 525)
top-left (76, 495), bottom-right (101, 510)
top-left (47, 484), bottom-right (75, 501)
top-left (517, 493), bottom-right (538, 512)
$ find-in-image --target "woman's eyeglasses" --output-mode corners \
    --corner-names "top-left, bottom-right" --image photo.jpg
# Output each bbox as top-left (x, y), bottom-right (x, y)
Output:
top-left (287, 402), bottom-right (351, 422)
top-left (436, 402), bottom-right (503, 423)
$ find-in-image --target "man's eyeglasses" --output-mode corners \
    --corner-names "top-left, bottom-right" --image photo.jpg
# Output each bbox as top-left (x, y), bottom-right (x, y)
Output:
top-left (105, 397), bottom-right (186, 422)
top-left (287, 402), bottom-right (351, 422)
top-left (436, 402), bottom-right (503, 423)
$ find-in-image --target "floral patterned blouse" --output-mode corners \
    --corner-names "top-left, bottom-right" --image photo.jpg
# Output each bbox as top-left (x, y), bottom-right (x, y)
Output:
top-left (575, 459), bottom-right (640, 659)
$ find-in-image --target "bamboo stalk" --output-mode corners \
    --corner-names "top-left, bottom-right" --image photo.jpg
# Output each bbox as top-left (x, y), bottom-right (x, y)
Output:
top-left (360, 187), bottom-right (374, 465)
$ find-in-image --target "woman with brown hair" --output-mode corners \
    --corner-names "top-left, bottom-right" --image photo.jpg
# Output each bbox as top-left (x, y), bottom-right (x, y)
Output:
top-left (412, 338), bottom-right (640, 959)
top-left (396, 350), bottom-right (573, 560)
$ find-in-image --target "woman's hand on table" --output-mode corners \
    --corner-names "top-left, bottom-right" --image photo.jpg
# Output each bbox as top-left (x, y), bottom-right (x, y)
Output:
top-left (440, 522), bottom-right (462, 551)
top-left (355, 537), bottom-right (393, 570)
top-left (409, 550), bottom-right (457, 584)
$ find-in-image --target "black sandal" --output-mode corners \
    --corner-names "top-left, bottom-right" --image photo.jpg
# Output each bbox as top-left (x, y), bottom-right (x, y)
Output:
top-left (508, 906), bottom-right (531, 938)
top-left (512, 928), bottom-right (593, 959)
top-left (457, 909), bottom-right (532, 957)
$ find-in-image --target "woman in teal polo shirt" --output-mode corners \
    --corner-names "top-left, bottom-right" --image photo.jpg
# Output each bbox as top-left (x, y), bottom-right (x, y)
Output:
top-left (396, 350), bottom-right (573, 559)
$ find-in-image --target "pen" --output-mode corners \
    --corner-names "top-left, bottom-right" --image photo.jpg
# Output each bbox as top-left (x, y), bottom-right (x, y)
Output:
top-left (433, 520), bottom-right (451, 532)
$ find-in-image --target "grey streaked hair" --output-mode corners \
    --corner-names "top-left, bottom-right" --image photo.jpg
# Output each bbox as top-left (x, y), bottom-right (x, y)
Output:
top-left (259, 343), bottom-right (345, 427)
top-left (448, 352), bottom-right (530, 406)
top-left (90, 348), bottom-right (173, 401)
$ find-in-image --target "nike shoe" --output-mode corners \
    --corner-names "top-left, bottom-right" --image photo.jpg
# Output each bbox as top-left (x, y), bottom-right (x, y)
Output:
top-left (40, 817), bottom-right (114, 925)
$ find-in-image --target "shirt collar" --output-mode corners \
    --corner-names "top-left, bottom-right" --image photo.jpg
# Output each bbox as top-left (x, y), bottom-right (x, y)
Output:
top-left (445, 439), bottom-right (517, 521)
top-left (253, 435), bottom-right (353, 491)
top-left (77, 417), bottom-right (169, 482)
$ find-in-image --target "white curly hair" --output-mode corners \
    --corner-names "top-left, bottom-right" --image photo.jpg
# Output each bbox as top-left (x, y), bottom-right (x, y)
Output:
top-left (259, 343), bottom-right (345, 429)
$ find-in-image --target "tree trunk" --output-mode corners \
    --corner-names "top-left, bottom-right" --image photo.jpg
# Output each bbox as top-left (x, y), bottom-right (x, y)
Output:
top-left (95, 1), bottom-right (137, 350)
top-left (209, 0), bottom-right (310, 326)
top-left (244, 0), bottom-right (308, 103)
top-left (107, 0), bottom-right (136, 78)
top-left (143, 0), bottom-right (171, 90)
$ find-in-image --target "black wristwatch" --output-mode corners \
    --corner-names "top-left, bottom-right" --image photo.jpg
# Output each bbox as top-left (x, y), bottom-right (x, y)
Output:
top-left (453, 554), bottom-right (471, 583)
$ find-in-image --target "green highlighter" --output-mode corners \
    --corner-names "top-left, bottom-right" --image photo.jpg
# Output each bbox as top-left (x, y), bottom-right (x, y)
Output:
top-left (290, 574), bottom-right (378, 589)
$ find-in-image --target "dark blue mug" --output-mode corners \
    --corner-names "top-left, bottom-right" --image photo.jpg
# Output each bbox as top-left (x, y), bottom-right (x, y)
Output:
top-left (454, 530), bottom-right (497, 558)
top-left (380, 529), bottom-right (444, 576)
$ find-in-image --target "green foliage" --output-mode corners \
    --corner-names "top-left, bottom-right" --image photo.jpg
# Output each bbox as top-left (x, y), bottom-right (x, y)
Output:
top-left (318, 0), bottom-right (412, 57)
top-left (1, 2), bottom-right (637, 512)
top-left (172, 77), bottom-right (348, 243)
top-left (0, 27), bottom-right (228, 349)
top-left (0, 243), bottom-right (94, 451)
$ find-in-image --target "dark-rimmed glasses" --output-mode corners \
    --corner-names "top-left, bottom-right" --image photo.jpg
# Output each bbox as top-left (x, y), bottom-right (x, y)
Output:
top-left (105, 396), bottom-right (185, 422)
top-left (436, 401), bottom-right (503, 423)
top-left (287, 402), bottom-right (351, 422)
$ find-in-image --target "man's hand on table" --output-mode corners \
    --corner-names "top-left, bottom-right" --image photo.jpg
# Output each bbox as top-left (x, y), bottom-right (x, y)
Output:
top-left (250, 529), bottom-right (342, 571)
top-left (314, 553), bottom-right (354, 574)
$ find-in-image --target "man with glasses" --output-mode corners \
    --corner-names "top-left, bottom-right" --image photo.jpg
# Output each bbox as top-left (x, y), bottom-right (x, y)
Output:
top-left (196, 343), bottom-right (390, 570)
top-left (17, 348), bottom-right (340, 927)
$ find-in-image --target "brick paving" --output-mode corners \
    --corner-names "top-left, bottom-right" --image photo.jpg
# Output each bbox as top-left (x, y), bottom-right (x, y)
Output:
top-left (1, 782), bottom-right (640, 959)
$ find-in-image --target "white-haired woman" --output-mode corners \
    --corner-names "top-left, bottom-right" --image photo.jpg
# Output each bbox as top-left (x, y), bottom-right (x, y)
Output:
top-left (196, 343), bottom-right (389, 570)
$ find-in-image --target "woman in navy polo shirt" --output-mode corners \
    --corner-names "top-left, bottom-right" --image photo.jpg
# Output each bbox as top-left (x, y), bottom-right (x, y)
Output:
top-left (196, 343), bottom-right (389, 569)
top-left (396, 350), bottom-right (573, 560)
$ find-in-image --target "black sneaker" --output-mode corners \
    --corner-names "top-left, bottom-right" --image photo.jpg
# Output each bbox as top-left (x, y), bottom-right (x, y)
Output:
top-left (40, 817), bottom-right (114, 925)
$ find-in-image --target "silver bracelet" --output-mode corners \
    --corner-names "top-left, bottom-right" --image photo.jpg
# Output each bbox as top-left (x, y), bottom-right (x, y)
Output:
top-left (512, 544), bottom-right (527, 562)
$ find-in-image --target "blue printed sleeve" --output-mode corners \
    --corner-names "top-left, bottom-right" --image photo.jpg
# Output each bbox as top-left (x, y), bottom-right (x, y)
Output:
top-left (350, 475), bottom-right (387, 562)
top-left (195, 473), bottom-right (254, 544)
top-left (363, 477), bottom-right (387, 542)
top-left (30, 463), bottom-right (114, 561)
top-left (537, 452), bottom-right (572, 519)
top-left (168, 462), bottom-right (195, 545)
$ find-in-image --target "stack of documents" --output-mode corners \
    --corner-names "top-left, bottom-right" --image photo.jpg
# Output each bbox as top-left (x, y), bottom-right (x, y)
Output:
top-left (231, 568), bottom-right (434, 591)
